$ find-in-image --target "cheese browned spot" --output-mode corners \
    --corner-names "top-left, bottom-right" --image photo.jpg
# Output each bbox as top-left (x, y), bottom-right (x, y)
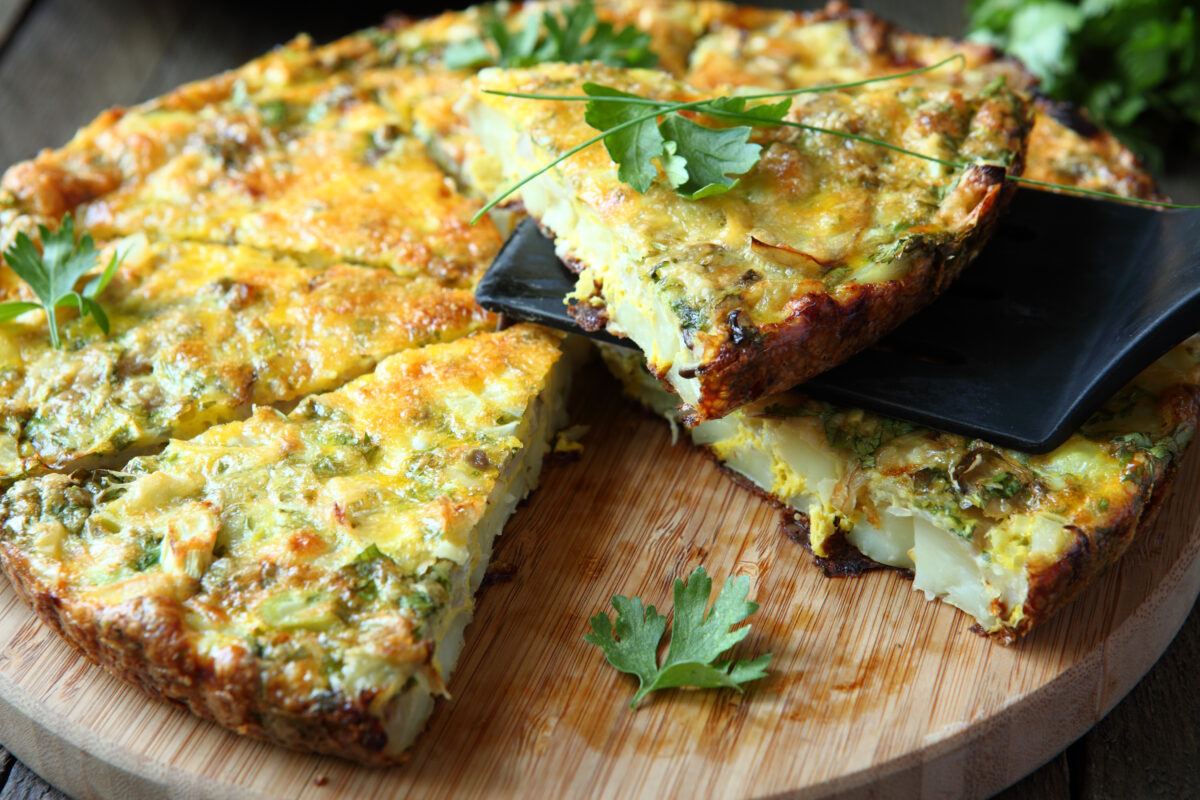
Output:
top-left (0, 325), bottom-right (574, 763)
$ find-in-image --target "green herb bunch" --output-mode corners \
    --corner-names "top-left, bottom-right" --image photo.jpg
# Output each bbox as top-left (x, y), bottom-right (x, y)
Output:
top-left (967, 0), bottom-right (1200, 170)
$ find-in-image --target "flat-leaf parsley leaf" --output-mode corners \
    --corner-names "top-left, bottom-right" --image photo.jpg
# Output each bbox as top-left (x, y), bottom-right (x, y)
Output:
top-left (585, 565), bottom-right (770, 708)
top-left (0, 214), bottom-right (123, 349)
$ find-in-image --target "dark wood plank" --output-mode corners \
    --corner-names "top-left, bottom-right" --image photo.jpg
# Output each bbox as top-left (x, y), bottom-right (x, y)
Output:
top-left (993, 753), bottom-right (1071, 800)
top-left (1070, 600), bottom-right (1200, 799)
top-left (0, 0), bottom-right (185, 164)
top-left (0, 762), bottom-right (67, 800)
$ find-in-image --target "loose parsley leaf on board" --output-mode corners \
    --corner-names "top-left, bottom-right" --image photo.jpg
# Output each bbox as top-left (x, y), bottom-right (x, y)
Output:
top-left (0, 214), bottom-right (123, 349)
top-left (585, 565), bottom-right (771, 708)
top-left (445, 1), bottom-right (657, 70)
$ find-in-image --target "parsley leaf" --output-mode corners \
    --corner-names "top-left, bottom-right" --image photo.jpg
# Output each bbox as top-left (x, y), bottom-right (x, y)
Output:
top-left (445, 1), bottom-right (657, 70)
top-left (583, 84), bottom-right (667, 192)
top-left (657, 114), bottom-right (762, 199)
top-left (0, 215), bottom-right (122, 349)
top-left (580, 83), bottom-right (787, 199)
top-left (585, 565), bottom-right (770, 708)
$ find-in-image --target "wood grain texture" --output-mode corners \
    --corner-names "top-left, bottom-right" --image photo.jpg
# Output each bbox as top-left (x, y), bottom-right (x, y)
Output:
top-left (0, 368), bottom-right (1195, 800)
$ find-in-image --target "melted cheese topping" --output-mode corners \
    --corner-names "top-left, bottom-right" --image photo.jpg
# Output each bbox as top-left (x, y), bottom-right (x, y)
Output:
top-left (0, 44), bottom-right (503, 287)
top-left (0, 238), bottom-right (493, 482)
top-left (684, 8), bottom-right (1160, 201)
top-left (466, 62), bottom-right (1027, 412)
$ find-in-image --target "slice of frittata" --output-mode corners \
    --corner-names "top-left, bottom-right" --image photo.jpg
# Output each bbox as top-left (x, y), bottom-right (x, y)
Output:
top-left (464, 62), bottom-right (1030, 422)
top-left (602, 339), bottom-right (1200, 642)
top-left (0, 324), bottom-right (573, 762)
top-left (0, 40), bottom-right (503, 287)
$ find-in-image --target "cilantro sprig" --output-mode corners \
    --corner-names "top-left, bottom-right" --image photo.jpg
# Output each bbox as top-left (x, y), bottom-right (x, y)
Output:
top-left (471, 53), bottom-right (1199, 222)
top-left (585, 566), bottom-right (771, 708)
top-left (445, 0), bottom-right (657, 70)
top-left (0, 215), bottom-right (122, 349)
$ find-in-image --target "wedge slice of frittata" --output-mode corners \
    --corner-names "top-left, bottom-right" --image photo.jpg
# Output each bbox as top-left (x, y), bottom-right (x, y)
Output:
top-left (602, 339), bottom-right (1200, 642)
top-left (464, 62), bottom-right (1030, 422)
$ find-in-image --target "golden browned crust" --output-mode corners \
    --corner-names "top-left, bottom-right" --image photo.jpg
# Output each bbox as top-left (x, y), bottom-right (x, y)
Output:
top-left (1000, 385), bottom-right (1200, 643)
top-left (677, 163), bottom-right (1017, 423)
top-left (0, 540), bottom-right (404, 764)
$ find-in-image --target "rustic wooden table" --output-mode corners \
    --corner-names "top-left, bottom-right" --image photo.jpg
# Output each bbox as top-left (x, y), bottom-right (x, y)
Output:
top-left (0, 0), bottom-right (1194, 798)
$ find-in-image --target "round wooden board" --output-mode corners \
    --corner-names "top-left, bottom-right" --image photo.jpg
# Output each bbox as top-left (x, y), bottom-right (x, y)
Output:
top-left (0, 371), bottom-right (1197, 800)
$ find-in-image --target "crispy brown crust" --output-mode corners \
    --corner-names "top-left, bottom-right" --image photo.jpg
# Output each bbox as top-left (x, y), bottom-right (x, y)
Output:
top-left (997, 386), bottom-right (1200, 643)
top-left (778, 513), bottom-right (886, 579)
top-left (680, 163), bottom-right (1019, 424)
top-left (0, 541), bottom-right (408, 765)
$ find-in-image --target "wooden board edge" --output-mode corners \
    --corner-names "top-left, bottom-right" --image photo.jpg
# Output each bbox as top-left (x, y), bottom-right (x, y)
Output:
top-left (0, 660), bottom-right (266, 800)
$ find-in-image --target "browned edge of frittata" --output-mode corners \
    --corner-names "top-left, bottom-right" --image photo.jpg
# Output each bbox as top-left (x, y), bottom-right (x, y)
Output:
top-left (678, 159), bottom-right (1022, 425)
top-left (673, 384), bottom-right (1200, 644)
top-left (555, 121), bottom-right (1031, 425)
top-left (0, 485), bottom-right (423, 766)
top-left (994, 385), bottom-right (1200, 643)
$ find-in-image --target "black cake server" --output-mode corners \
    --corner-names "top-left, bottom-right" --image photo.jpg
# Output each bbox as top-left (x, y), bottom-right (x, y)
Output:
top-left (475, 189), bottom-right (1200, 453)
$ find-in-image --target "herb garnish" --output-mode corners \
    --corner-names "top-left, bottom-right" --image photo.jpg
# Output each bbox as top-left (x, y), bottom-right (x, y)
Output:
top-left (585, 565), bottom-right (770, 708)
top-left (445, 0), bottom-right (657, 70)
top-left (966, 0), bottom-right (1200, 171)
top-left (0, 215), bottom-right (123, 349)
top-left (471, 53), bottom-right (1199, 222)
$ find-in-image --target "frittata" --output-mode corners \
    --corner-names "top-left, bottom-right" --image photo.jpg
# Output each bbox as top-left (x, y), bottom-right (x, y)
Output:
top-left (0, 325), bottom-right (572, 762)
top-left (0, 0), bottom-right (1188, 766)
top-left (685, 1), bottom-right (1160, 201)
top-left (465, 61), bottom-right (1029, 421)
top-left (0, 41), bottom-right (503, 286)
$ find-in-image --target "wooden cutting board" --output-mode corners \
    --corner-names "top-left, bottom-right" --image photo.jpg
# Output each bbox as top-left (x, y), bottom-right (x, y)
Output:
top-left (0, 368), bottom-right (1197, 800)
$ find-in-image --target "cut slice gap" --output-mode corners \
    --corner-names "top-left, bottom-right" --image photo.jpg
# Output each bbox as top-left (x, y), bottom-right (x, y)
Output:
top-left (0, 236), bottom-right (494, 485)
